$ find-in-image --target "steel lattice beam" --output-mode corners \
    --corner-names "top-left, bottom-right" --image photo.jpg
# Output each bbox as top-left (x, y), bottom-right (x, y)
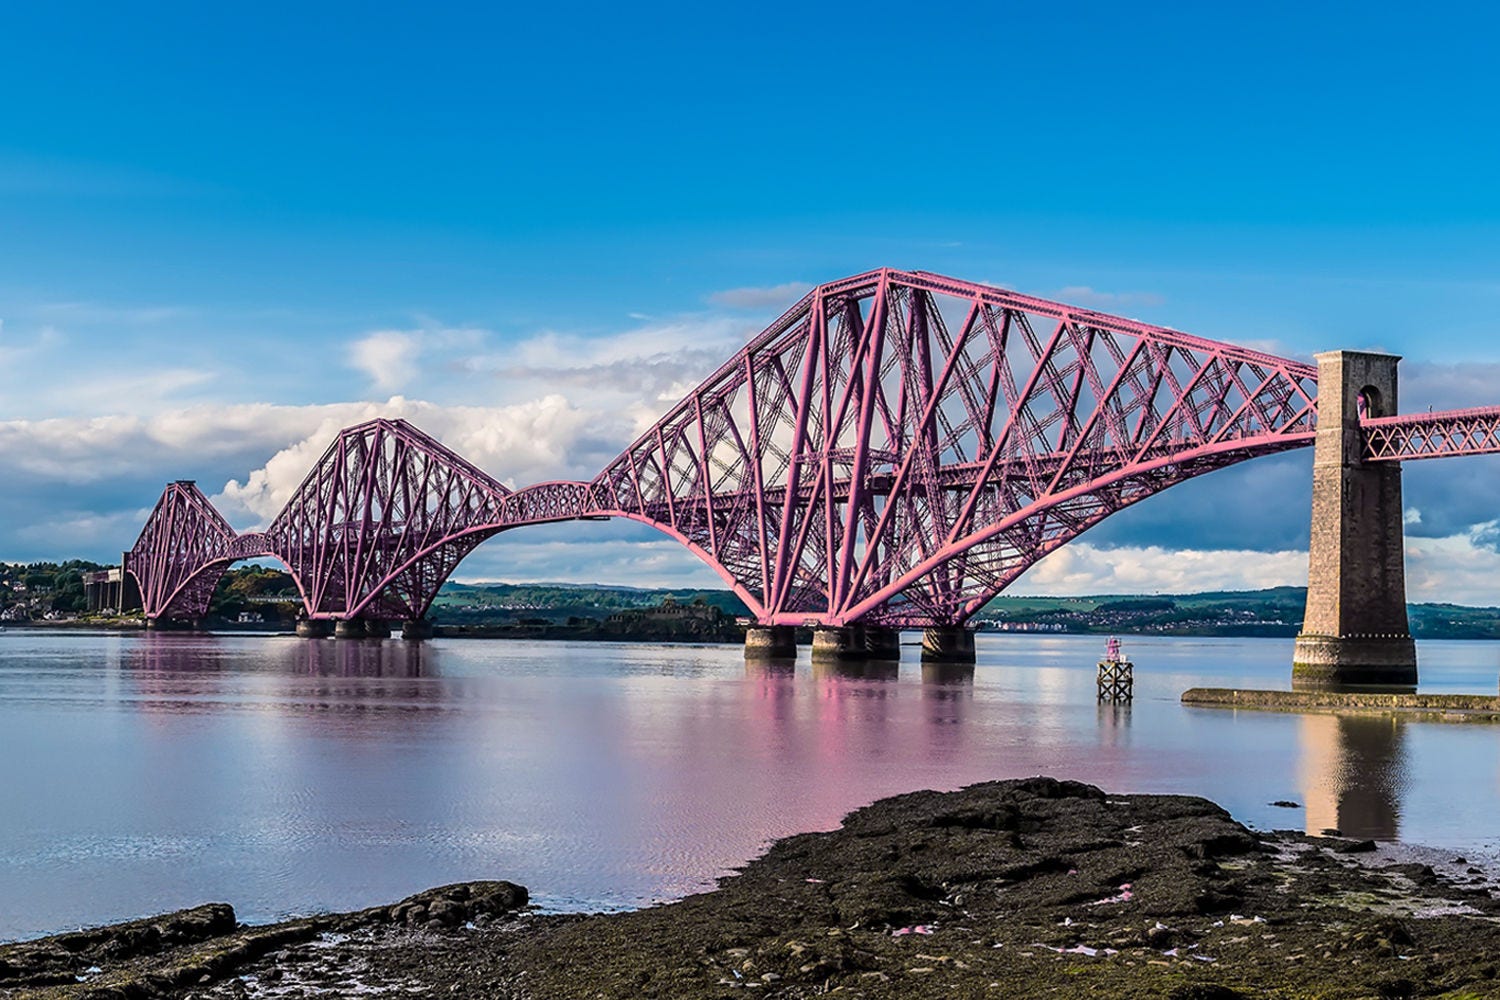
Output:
top-left (1361, 406), bottom-right (1500, 461)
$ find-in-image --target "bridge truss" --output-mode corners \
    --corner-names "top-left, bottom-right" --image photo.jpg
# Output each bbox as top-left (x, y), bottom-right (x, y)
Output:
top-left (122, 269), bottom-right (1500, 629)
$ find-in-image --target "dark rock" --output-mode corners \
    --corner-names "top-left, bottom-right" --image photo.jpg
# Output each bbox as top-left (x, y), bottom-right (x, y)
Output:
top-left (1350, 917), bottom-right (1415, 957)
top-left (1333, 839), bottom-right (1378, 854)
top-left (1381, 863), bottom-right (1439, 885)
top-left (1373, 977), bottom-right (1417, 999)
top-left (930, 804), bottom-right (1033, 832)
top-left (1269, 800), bottom-right (1300, 808)
top-left (427, 900), bottom-right (464, 927)
top-left (1145, 924), bottom-right (1178, 947)
top-left (1167, 986), bottom-right (1246, 1000)
top-left (1193, 886), bottom-right (1244, 914)
top-left (1183, 830), bottom-right (1259, 859)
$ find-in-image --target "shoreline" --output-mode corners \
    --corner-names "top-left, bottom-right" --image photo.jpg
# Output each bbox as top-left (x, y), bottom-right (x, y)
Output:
top-left (6, 778), bottom-right (1500, 998)
top-left (22, 620), bottom-right (1500, 645)
top-left (1183, 686), bottom-right (1500, 722)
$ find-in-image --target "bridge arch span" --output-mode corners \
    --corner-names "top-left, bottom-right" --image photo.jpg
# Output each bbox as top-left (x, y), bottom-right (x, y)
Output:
top-left (591, 269), bottom-right (1319, 627)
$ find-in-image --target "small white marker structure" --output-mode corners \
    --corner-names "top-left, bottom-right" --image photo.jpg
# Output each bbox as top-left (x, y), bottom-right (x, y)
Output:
top-left (1097, 636), bottom-right (1133, 702)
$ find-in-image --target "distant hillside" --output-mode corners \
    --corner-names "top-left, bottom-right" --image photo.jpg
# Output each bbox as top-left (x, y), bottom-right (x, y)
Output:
top-left (432, 582), bottom-right (752, 624)
top-left (431, 581), bottom-right (1500, 639)
top-left (981, 587), bottom-right (1500, 639)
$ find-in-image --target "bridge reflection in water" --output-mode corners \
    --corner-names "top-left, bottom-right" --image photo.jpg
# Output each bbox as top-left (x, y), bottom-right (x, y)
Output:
top-left (129, 630), bottom-right (433, 679)
top-left (116, 631), bottom-right (1415, 848)
top-left (1298, 713), bottom-right (1406, 841)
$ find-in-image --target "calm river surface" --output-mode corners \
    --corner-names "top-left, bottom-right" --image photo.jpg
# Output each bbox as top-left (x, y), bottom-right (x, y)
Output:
top-left (2, 629), bottom-right (1499, 941)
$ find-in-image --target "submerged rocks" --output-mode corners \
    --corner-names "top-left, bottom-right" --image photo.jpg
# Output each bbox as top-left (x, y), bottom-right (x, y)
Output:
top-left (377, 881), bottom-right (527, 929)
top-left (0, 882), bottom-right (528, 998)
top-left (0, 903), bottom-right (238, 988)
top-left (499, 777), bottom-right (1500, 998)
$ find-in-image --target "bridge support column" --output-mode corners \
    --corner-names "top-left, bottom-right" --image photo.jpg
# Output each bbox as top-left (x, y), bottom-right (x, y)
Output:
top-left (334, 618), bottom-right (368, 639)
top-left (1293, 350), bottom-right (1417, 692)
top-left (811, 625), bottom-right (901, 661)
top-left (146, 617), bottom-right (199, 631)
top-left (402, 618), bottom-right (435, 641)
top-left (744, 625), bottom-right (797, 659)
top-left (364, 620), bottom-right (392, 639)
top-left (296, 619), bottom-right (334, 638)
top-left (921, 626), bottom-right (976, 663)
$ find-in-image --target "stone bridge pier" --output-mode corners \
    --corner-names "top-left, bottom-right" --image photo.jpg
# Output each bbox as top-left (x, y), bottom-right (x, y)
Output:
top-left (1293, 350), bottom-right (1417, 691)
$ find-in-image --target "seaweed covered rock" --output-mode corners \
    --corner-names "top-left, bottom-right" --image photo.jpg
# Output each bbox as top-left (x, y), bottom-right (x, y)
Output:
top-left (498, 777), bottom-right (1500, 999)
top-left (10, 780), bottom-right (1500, 999)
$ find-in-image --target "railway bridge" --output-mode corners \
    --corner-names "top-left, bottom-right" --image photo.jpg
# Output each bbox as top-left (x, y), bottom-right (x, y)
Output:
top-left (120, 269), bottom-right (1500, 690)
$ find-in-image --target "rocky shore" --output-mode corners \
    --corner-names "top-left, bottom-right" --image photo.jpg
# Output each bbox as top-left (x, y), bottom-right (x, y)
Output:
top-left (6, 778), bottom-right (1500, 999)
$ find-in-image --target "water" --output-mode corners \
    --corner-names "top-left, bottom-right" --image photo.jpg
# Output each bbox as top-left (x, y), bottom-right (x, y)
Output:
top-left (1, 629), bottom-right (1498, 942)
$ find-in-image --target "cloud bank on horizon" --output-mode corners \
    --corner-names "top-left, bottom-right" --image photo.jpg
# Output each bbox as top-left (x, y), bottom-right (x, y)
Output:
top-left (6, 2), bottom-right (1500, 603)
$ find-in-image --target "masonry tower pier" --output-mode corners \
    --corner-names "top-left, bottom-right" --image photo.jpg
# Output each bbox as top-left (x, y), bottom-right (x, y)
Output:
top-left (1293, 350), bottom-right (1417, 691)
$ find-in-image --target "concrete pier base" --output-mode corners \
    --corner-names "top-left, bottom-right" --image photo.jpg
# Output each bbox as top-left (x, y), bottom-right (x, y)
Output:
top-left (334, 619), bottom-right (368, 639)
top-left (1293, 351), bottom-right (1418, 693)
top-left (1292, 635), bottom-right (1418, 691)
top-left (810, 625), bottom-right (900, 661)
top-left (363, 620), bottom-right (392, 639)
top-left (744, 625), bottom-right (797, 659)
top-left (145, 617), bottom-right (199, 631)
top-left (295, 619), bottom-right (335, 638)
top-left (920, 626), bottom-right (976, 663)
top-left (402, 618), bottom-right (435, 641)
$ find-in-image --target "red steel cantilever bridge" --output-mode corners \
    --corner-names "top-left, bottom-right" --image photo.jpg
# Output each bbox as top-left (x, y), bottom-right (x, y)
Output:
top-left (123, 268), bottom-right (1500, 638)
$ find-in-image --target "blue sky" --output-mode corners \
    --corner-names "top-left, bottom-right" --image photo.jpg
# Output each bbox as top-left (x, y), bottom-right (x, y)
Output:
top-left (5, 1), bottom-right (1500, 600)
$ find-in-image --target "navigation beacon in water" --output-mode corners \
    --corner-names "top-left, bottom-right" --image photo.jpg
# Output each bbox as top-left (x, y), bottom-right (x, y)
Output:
top-left (1097, 636), bottom-right (1133, 702)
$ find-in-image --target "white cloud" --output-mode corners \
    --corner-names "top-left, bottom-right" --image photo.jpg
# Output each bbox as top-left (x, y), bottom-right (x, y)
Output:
top-left (0, 322), bottom-right (63, 365)
top-left (514, 318), bottom-right (745, 370)
top-left (213, 395), bottom-right (612, 524)
top-left (1011, 541), bottom-right (1308, 596)
top-left (1401, 361), bottom-right (1500, 411)
top-left (449, 532), bottom-right (727, 590)
top-left (1407, 524), bottom-right (1500, 606)
top-left (13, 508), bottom-right (152, 553)
top-left (706, 282), bottom-right (811, 310)
top-left (69, 367), bottom-right (218, 402)
top-left (346, 325), bottom-right (488, 391)
top-left (1004, 530), bottom-right (1500, 608)
top-left (341, 316), bottom-right (748, 408)
top-left (347, 330), bottom-right (424, 390)
top-left (486, 317), bottom-right (754, 403)
top-left (30, 301), bottom-right (190, 326)
top-left (1053, 286), bottom-right (1166, 311)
